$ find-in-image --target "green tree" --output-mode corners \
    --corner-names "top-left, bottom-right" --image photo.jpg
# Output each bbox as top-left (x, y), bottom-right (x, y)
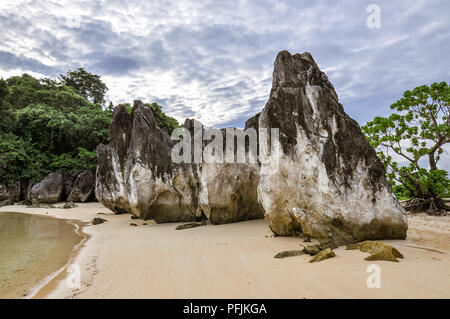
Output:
top-left (0, 73), bottom-right (112, 186)
top-left (145, 102), bottom-right (180, 134)
top-left (362, 82), bottom-right (450, 213)
top-left (0, 132), bottom-right (49, 184)
top-left (60, 68), bottom-right (108, 106)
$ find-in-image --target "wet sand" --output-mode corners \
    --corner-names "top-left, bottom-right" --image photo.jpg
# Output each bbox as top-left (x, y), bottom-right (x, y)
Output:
top-left (0, 211), bottom-right (86, 298)
top-left (0, 203), bottom-right (449, 298)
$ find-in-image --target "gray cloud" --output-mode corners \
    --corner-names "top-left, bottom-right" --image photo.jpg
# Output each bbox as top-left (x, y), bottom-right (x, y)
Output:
top-left (0, 0), bottom-right (448, 134)
top-left (0, 50), bottom-right (59, 76)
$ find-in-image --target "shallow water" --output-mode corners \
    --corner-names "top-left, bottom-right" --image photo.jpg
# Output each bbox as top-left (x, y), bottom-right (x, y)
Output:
top-left (0, 212), bottom-right (83, 298)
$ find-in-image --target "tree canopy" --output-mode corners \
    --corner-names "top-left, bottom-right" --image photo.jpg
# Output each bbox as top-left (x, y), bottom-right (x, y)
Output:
top-left (0, 70), bottom-right (180, 186)
top-left (362, 81), bottom-right (449, 213)
top-left (60, 68), bottom-right (108, 106)
top-left (0, 73), bottom-right (112, 184)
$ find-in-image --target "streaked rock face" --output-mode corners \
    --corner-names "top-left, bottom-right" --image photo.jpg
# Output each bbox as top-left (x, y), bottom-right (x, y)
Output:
top-left (95, 101), bottom-right (264, 223)
top-left (257, 51), bottom-right (407, 245)
top-left (67, 170), bottom-right (95, 203)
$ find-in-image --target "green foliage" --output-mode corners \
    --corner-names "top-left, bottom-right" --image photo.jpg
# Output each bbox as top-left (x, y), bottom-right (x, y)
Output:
top-left (0, 132), bottom-right (49, 184)
top-left (0, 71), bottom-right (180, 187)
top-left (0, 73), bottom-right (112, 185)
top-left (60, 68), bottom-right (108, 106)
top-left (144, 102), bottom-right (180, 134)
top-left (362, 82), bottom-right (450, 200)
top-left (49, 148), bottom-right (97, 172)
top-left (392, 185), bottom-right (409, 200)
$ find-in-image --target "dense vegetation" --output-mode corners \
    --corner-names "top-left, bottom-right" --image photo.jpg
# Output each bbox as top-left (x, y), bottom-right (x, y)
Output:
top-left (119, 102), bottom-right (180, 135)
top-left (363, 82), bottom-right (449, 213)
top-left (0, 69), bottom-right (179, 187)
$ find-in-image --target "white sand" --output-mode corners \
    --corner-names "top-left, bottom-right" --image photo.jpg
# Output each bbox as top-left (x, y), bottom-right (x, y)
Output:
top-left (1, 203), bottom-right (449, 298)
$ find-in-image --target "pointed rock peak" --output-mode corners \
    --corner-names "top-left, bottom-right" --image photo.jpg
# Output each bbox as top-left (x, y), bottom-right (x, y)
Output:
top-left (132, 99), bottom-right (158, 128)
top-left (272, 50), bottom-right (337, 101)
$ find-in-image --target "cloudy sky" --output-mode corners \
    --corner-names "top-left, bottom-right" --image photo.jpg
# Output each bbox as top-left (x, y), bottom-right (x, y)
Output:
top-left (0, 0), bottom-right (449, 169)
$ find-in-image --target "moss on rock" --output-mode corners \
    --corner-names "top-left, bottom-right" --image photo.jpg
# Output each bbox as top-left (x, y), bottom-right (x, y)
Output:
top-left (309, 248), bottom-right (335, 263)
top-left (274, 250), bottom-right (305, 259)
top-left (175, 221), bottom-right (207, 230)
top-left (302, 244), bottom-right (322, 256)
top-left (346, 241), bottom-right (403, 262)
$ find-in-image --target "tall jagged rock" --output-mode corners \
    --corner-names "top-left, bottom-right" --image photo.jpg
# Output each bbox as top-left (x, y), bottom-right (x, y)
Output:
top-left (95, 101), bottom-right (263, 223)
top-left (257, 50), bottom-right (407, 245)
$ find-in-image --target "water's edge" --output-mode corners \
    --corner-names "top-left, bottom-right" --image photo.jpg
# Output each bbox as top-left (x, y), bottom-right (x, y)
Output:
top-left (27, 219), bottom-right (90, 299)
top-left (0, 211), bottom-right (89, 299)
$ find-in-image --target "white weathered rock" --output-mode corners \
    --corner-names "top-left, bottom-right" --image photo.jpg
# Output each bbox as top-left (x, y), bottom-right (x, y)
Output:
top-left (257, 50), bottom-right (407, 245)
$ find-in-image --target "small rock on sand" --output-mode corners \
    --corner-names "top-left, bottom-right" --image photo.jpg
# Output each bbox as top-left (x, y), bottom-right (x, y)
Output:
top-left (346, 241), bottom-right (404, 262)
top-left (274, 250), bottom-right (305, 259)
top-left (302, 244), bottom-right (322, 256)
top-left (175, 221), bottom-right (207, 230)
top-left (309, 248), bottom-right (336, 263)
top-left (63, 202), bottom-right (78, 209)
top-left (92, 217), bottom-right (107, 225)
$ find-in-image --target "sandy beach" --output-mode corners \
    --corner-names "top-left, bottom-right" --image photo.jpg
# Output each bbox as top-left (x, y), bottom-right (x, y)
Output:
top-left (0, 202), bottom-right (449, 299)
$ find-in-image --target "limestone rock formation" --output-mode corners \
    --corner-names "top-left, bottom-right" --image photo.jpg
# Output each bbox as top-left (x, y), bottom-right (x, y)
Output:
top-left (27, 172), bottom-right (64, 204)
top-left (95, 101), bottom-right (264, 223)
top-left (67, 170), bottom-right (95, 202)
top-left (95, 50), bottom-right (408, 242)
top-left (257, 50), bottom-right (408, 245)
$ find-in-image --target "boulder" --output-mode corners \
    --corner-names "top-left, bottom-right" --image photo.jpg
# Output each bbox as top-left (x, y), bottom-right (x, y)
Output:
top-left (27, 172), bottom-right (64, 204)
top-left (95, 101), bottom-right (264, 224)
top-left (62, 170), bottom-right (81, 200)
top-left (309, 248), bottom-right (336, 263)
top-left (257, 50), bottom-right (408, 245)
top-left (95, 102), bottom-right (200, 221)
top-left (67, 170), bottom-right (95, 202)
top-left (92, 217), bottom-right (107, 225)
top-left (274, 250), bottom-right (305, 258)
top-left (0, 182), bottom-right (20, 202)
top-left (346, 241), bottom-right (404, 262)
top-left (302, 244), bottom-right (322, 256)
